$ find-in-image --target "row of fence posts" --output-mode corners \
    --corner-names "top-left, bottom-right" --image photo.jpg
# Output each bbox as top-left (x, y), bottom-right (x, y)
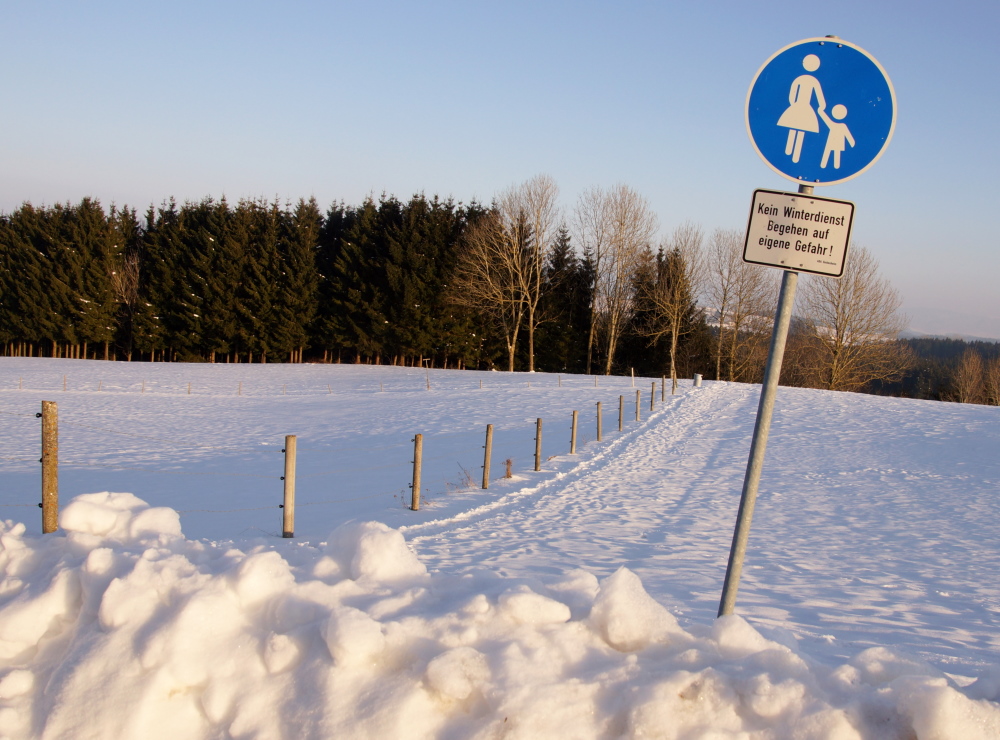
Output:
top-left (407, 383), bottom-right (669, 512)
top-left (32, 375), bottom-right (704, 534)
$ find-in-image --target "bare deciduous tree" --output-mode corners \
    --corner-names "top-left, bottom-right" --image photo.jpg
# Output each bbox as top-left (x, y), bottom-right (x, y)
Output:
top-left (575, 184), bottom-right (658, 375)
top-left (788, 244), bottom-right (911, 392)
top-left (448, 213), bottom-right (525, 371)
top-left (704, 228), bottom-right (776, 383)
top-left (448, 175), bottom-right (559, 372)
top-left (985, 356), bottom-right (1000, 406)
top-left (497, 175), bottom-right (560, 372)
top-left (573, 187), bottom-right (610, 375)
top-left (953, 348), bottom-right (986, 404)
top-left (639, 223), bottom-right (704, 393)
top-left (110, 251), bottom-right (141, 361)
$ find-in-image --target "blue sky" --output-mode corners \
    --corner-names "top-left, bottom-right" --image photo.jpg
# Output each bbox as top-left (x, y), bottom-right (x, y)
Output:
top-left (3, 1), bottom-right (998, 338)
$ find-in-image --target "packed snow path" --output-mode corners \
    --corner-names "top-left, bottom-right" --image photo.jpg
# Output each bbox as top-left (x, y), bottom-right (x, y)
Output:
top-left (405, 382), bottom-right (1000, 674)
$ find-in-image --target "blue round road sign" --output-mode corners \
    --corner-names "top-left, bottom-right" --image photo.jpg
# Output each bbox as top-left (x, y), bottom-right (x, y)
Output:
top-left (746, 38), bottom-right (896, 186)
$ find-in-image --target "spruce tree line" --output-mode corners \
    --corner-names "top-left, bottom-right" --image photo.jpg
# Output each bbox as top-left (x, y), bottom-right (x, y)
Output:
top-left (0, 194), bottom-right (708, 375)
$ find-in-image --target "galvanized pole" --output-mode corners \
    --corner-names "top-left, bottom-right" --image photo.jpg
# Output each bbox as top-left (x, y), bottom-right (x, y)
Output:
top-left (482, 424), bottom-right (493, 489)
top-left (570, 410), bottom-right (578, 454)
top-left (40, 401), bottom-right (58, 533)
top-left (596, 402), bottom-right (602, 442)
top-left (282, 435), bottom-right (297, 537)
top-left (635, 389), bottom-right (641, 422)
top-left (718, 243), bottom-right (804, 616)
top-left (650, 382), bottom-right (656, 412)
top-left (534, 418), bottom-right (543, 471)
top-left (618, 395), bottom-right (624, 431)
top-left (411, 434), bottom-right (423, 510)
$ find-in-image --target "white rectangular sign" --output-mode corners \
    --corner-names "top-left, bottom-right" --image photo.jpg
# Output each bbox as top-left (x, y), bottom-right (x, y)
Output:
top-left (743, 189), bottom-right (855, 277)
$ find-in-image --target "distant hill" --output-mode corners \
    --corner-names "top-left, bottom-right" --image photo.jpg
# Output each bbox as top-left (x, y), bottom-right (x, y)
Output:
top-left (900, 329), bottom-right (1000, 344)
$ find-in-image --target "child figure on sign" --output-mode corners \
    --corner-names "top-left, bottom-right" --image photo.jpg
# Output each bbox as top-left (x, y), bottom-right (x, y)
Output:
top-left (818, 104), bottom-right (855, 169)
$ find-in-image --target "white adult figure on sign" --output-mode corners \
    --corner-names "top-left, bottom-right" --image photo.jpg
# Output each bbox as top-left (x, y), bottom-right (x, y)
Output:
top-left (776, 53), bottom-right (826, 164)
top-left (818, 104), bottom-right (855, 169)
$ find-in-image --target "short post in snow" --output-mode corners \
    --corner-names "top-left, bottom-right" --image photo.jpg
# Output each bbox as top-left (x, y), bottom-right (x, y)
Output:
top-left (482, 424), bottom-right (493, 489)
top-left (631, 368), bottom-right (635, 387)
top-left (651, 382), bottom-right (656, 412)
top-left (570, 410), bottom-right (578, 454)
top-left (662, 375), bottom-right (666, 402)
top-left (410, 434), bottom-right (423, 510)
top-left (635, 389), bottom-right (641, 422)
top-left (694, 373), bottom-right (703, 387)
top-left (534, 418), bottom-right (543, 471)
top-left (40, 401), bottom-right (58, 533)
top-left (596, 401), bottom-right (602, 442)
top-left (282, 435), bottom-right (297, 538)
top-left (618, 395), bottom-right (624, 431)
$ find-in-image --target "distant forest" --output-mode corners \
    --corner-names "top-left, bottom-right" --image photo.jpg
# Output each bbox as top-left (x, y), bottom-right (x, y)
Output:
top-left (0, 194), bottom-right (666, 373)
top-left (0, 192), bottom-right (997, 406)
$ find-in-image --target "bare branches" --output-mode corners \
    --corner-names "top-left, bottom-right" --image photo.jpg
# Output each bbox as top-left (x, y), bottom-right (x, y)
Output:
top-left (789, 245), bottom-right (910, 392)
top-left (575, 184), bottom-right (658, 375)
top-left (704, 228), bottom-right (776, 382)
top-left (496, 175), bottom-right (560, 372)
top-left (448, 175), bottom-right (559, 372)
top-left (636, 222), bottom-right (704, 392)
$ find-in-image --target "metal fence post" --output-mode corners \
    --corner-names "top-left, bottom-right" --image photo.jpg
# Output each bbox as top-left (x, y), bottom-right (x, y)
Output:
top-left (570, 410), bottom-right (578, 454)
top-left (40, 401), bottom-right (58, 533)
top-left (482, 424), bottom-right (493, 489)
top-left (282, 435), bottom-right (297, 537)
top-left (411, 434), bottom-right (423, 510)
top-left (534, 418), bottom-right (543, 471)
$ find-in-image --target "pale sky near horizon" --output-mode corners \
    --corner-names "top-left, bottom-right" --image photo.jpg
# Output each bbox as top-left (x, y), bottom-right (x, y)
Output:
top-left (3, 1), bottom-right (998, 339)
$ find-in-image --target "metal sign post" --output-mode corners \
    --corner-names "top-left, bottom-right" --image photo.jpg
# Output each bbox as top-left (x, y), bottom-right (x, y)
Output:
top-left (719, 36), bottom-right (895, 617)
top-left (718, 188), bottom-right (807, 617)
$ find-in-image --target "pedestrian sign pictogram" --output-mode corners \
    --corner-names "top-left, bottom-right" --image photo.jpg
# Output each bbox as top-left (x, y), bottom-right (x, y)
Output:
top-left (746, 38), bottom-right (895, 186)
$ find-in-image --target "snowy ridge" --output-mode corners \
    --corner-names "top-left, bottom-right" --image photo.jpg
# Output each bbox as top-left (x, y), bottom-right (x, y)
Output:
top-left (1, 493), bottom-right (999, 739)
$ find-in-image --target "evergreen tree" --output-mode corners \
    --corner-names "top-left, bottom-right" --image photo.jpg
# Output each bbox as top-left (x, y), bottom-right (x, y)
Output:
top-left (534, 227), bottom-right (591, 372)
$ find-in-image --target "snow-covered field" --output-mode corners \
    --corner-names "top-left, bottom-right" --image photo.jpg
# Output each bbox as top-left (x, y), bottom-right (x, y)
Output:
top-left (1, 358), bottom-right (999, 738)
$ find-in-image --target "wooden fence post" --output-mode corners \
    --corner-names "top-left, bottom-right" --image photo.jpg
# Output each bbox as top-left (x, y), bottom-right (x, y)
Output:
top-left (618, 395), bottom-right (624, 431)
top-left (596, 401), bottom-right (602, 442)
top-left (482, 424), bottom-right (493, 489)
top-left (411, 434), bottom-right (423, 510)
top-left (282, 435), bottom-right (297, 537)
top-left (534, 418), bottom-right (543, 471)
top-left (570, 410), bottom-right (578, 454)
top-left (651, 382), bottom-right (656, 412)
top-left (635, 389), bottom-right (641, 422)
top-left (40, 401), bottom-right (58, 533)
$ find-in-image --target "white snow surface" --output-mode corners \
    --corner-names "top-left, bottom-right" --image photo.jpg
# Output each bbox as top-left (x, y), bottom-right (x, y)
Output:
top-left (1, 358), bottom-right (999, 738)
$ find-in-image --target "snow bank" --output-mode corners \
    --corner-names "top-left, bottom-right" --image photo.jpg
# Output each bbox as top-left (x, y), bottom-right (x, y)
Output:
top-left (0, 494), bottom-right (998, 739)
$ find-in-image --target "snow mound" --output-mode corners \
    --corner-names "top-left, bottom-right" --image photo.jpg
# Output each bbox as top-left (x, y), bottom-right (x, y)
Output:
top-left (0, 493), bottom-right (997, 739)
